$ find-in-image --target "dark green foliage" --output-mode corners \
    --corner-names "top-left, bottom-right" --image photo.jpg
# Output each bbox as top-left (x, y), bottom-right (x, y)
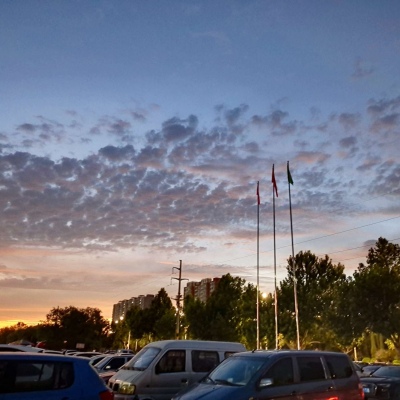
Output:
top-left (184, 274), bottom-right (257, 345)
top-left (43, 306), bottom-right (109, 350)
top-left (351, 238), bottom-right (400, 351)
top-left (278, 251), bottom-right (347, 348)
top-left (0, 307), bottom-right (110, 351)
top-left (124, 288), bottom-right (176, 343)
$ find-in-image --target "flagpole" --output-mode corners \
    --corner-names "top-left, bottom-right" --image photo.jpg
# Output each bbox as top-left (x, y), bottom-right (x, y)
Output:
top-left (256, 181), bottom-right (260, 350)
top-left (272, 165), bottom-right (278, 349)
top-left (288, 161), bottom-right (300, 349)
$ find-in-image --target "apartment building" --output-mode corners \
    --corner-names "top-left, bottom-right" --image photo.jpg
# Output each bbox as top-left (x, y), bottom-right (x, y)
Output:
top-left (183, 277), bottom-right (220, 303)
top-left (112, 294), bottom-right (155, 323)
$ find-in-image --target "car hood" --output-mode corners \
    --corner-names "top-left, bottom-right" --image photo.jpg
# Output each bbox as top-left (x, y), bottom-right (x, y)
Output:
top-left (109, 368), bottom-right (143, 383)
top-left (361, 376), bottom-right (400, 384)
top-left (175, 383), bottom-right (245, 400)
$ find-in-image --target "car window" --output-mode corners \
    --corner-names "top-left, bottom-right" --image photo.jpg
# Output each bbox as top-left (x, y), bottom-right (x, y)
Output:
top-left (325, 355), bottom-right (353, 379)
top-left (191, 350), bottom-right (219, 372)
top-left (122, 346), bottom-right (160, 371)
top-left (263, 357), bottom-right (294, 386)
top-left (155, 350), bottom-right (185, 374)
top-left (104, 357), bottom-right (126, 370)
top-left (297, 356), bottom-right (326, 382)
top-left (0, 360), bottom-right (74, 393)
top-left (208, 356), bottom-right (265, 386)
top-left (372, 366), bottom-right (400, 378)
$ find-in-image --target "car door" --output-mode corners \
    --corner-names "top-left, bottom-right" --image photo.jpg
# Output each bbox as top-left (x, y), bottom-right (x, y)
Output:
top-left (150, 349), bottom-right (188, 400)
top-left (1, 359), bottom-right (77, 400)
top-left (257, 356), bottom-right (303, 400)
top-left (294, 355), bottom-right (336, 400)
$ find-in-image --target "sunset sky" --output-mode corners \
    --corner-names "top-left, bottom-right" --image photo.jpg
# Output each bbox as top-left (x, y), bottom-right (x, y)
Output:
top-left (0, 1), bottom-right (399, 328)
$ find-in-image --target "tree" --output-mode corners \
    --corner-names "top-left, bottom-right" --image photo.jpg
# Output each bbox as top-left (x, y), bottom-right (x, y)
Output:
top-left (44, 306), bottom-right (109, 350)
top-left (184, 274), bottom-right (248, 342)
top-left (351, 238), bottom-right (400, 352)
top-left (183, 295), bottom-right (208, 339)
top-left (323, 277), bottom-right (364, 352)
top-left (125, 288), bottom-right (176, 343)
top-left (278, 251), bottom-right (347, 349)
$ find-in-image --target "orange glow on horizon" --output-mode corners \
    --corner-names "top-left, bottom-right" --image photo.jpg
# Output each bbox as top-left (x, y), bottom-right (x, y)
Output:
top-left (0, 319), bottom-right (41, 329)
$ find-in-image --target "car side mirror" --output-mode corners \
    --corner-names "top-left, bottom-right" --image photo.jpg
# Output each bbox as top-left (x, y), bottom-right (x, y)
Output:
top-left (259, 378), bottom-right (274, 388)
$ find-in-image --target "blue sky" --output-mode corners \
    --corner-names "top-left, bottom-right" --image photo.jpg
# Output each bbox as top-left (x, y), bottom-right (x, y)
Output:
top-left (0, 0), bottom-right (399, 327)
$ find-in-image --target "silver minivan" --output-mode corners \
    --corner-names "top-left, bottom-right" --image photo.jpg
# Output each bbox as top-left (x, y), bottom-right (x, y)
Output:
top-left (108, 339), bottom-right (246, 400)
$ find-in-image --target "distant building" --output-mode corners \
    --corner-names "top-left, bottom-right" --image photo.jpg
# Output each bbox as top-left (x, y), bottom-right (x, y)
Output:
top-left (183, 277), bottom-right (220, 303)
top-left (112, 294), bottom-right (155, 323)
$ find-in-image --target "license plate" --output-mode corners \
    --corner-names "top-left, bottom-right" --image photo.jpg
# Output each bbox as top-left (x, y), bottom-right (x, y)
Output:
top-left (363, 387), bottom-right (370, 394)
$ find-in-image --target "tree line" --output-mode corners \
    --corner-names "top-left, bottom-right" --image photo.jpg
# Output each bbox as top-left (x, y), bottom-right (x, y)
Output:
top-left (1, 237), bottom-right (399, 361)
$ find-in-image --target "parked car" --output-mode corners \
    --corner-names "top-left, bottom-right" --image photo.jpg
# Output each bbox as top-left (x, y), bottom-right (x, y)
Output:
top-left (0, 352), bottom-right (114, 399)
top-left (116, 349), bottom-right (134, 355)
top-left (42, 349), bottom-right (64, 355)
top-left (94, 354), bottom-right (134, 374)
top-left (90, 354), bottom-right (108, 366)
top-left (353, 361), bottom-right (364, 377)
top-left (172, 350), bottom-right (364, 400)
top-left (108, 339), bottom-right (246, 400)
top-left (361, 364), bottom-right (384, 376)
top-left (0, 344), bottom-right (43, 353)
top-left (100, 370), bottom-right (118, 385)
top-left (361, 365), bottom-right (400, 399)
top-left (63, 349), bottom-right (78, 355)
top-left (73, 351), bottom-right (104, 358)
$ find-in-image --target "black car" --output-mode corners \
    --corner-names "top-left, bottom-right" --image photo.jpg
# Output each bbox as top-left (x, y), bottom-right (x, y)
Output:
top-left (361, 364), bottom-right (384, 376)
top-left (361, 365), bottom-right (400, 399)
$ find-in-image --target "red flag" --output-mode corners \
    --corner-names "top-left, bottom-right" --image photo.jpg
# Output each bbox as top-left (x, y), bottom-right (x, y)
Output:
top-left (272, 164), bottom-right (278, 197)
top-left (256, 181), bottom-right (260, 205)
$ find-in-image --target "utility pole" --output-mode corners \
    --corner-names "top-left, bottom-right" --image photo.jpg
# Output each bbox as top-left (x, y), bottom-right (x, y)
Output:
top-left (172, 260), bottom-right (188, 339)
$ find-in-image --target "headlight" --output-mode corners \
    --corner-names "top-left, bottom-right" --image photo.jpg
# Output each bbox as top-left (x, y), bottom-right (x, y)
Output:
top-left (118, 382), bottom-right (136, 395)
top-left (377, 383), bottom-right (391, 391)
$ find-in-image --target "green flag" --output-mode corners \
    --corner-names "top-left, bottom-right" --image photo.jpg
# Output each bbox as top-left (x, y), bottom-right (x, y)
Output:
top-left (287, 161), bottom-right (294, 185)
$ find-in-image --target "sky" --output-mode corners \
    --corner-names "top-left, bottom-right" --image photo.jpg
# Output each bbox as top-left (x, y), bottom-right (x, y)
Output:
top-left (0, 0), bottom-right (399, 328)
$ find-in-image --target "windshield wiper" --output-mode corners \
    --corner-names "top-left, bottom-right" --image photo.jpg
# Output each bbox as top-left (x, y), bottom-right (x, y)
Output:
top-left (203, 376), bottom-right (216, 384)
top-left (214, 379), bottom-right (241, 386)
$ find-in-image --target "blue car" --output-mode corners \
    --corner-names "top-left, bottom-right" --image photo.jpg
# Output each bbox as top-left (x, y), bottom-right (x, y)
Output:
top-left (0, 352), bottom-right (114, 399)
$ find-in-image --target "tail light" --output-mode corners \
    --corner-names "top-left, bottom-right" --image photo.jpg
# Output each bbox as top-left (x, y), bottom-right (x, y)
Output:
top-left (358, 382), bottom-right (365, 399)
top-left (99, 389), bottom-right (114, 400)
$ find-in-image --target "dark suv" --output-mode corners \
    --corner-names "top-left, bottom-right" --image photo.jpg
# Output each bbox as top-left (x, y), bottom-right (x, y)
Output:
top-left (172, 350), bottom-right (364, 400)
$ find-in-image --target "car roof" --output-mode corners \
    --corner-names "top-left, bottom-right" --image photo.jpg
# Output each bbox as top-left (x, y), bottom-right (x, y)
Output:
top-left (144, 340), bottom-right (246, 351)
top-left (230, 350), bottom-right (351, 358)
top-left (0, 344), bottom-right (44, 353)
top-left (0, 352), bottom-right (90, 363)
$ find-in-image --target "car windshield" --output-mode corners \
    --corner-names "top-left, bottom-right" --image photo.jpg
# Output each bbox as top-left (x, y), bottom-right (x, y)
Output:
top-left (205, 356), bottom-right (265, 387)
top-left (121, 346), bottom-right (161, 371)
top-left (372, 367), bottom-right (400, 378)
top-left (94, 356), bottom-right (114, 369)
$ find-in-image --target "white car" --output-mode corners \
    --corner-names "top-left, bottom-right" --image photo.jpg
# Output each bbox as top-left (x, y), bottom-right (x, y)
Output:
top-left (0, 352), bottom-right (114, 399)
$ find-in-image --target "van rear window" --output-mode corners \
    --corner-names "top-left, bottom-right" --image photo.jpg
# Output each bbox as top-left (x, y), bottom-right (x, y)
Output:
top-left (191, 351), bottom-right (219, 372)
